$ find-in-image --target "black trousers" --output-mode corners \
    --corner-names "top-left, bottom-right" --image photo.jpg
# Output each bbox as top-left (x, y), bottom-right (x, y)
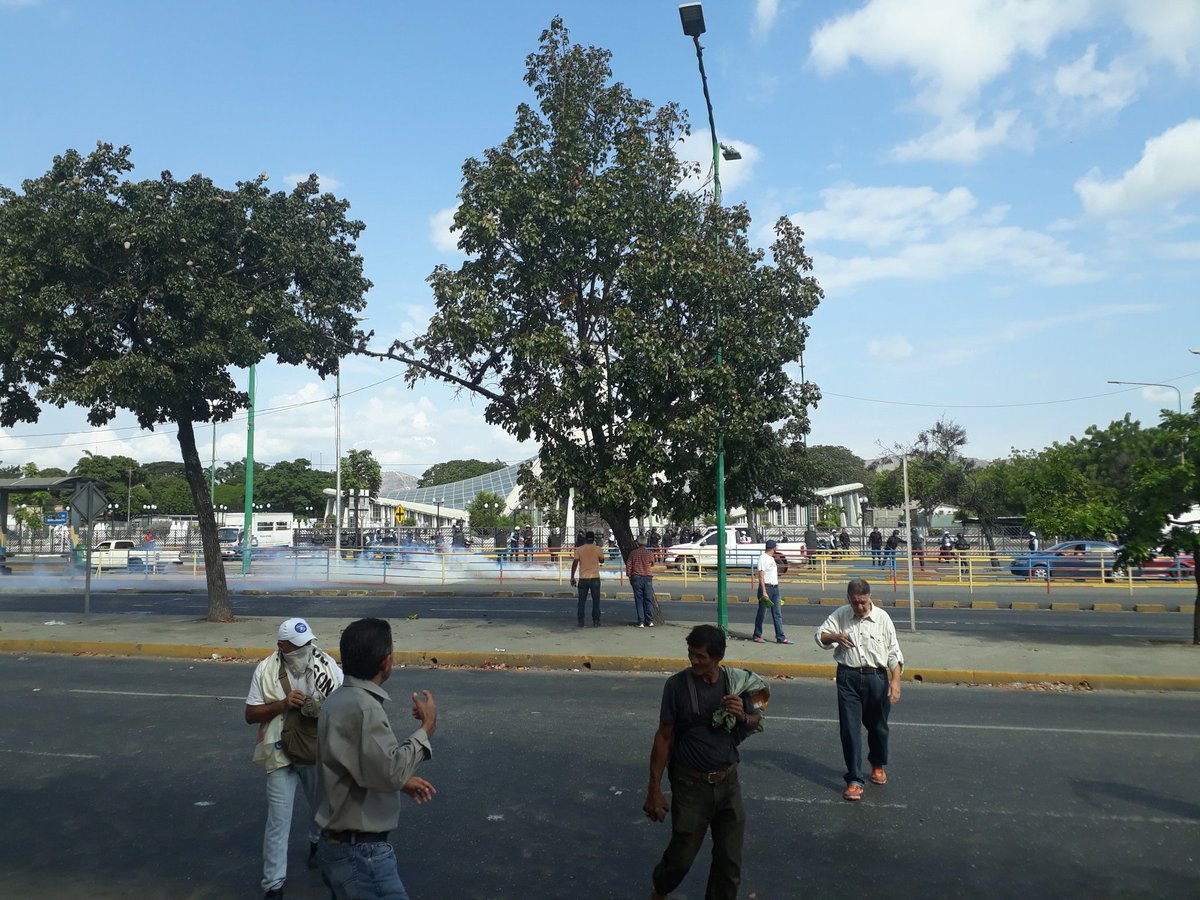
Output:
top-left (836, 666), bottom-right (891, 786)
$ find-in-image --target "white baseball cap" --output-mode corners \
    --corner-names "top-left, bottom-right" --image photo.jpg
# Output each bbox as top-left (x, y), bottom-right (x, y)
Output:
top-left (278, 618), bottom-right (315, 646)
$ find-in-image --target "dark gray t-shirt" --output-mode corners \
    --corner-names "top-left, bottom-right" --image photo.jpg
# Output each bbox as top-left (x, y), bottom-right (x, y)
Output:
top-left (659, 669), bottom-right (751, 773)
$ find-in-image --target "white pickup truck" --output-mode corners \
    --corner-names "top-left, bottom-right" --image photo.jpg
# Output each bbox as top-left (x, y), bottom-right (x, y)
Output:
top-left (664, 526), bottom-right (807, 573)
top-left (88, 539), bottom-right (180, 571)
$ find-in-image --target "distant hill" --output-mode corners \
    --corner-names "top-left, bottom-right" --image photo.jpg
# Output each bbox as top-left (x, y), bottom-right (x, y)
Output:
top-left (381, 471), bottom-right (419, 496)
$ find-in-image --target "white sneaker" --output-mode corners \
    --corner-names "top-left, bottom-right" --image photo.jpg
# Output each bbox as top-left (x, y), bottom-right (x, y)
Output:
top-left (638, 623), bottom-right (645, 628)
top-left (647, 621), bottom-right (655, 627)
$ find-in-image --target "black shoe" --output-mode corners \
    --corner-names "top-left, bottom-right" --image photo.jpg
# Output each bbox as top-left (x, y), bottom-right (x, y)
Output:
top-left (307, 840), bottom-right (318, 869)
top-left (264, 889), bottom-right (284, 900)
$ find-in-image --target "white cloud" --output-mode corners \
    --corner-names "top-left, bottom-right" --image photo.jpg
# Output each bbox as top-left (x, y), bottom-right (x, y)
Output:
top-left (677, 130), bottom-right (761, 197)
top-left (790, 183), bottom-right (1096, 291)
top-left (892, 110), bottom-right (1029, 163)
top-left (1053, 44), bottom-right (1146, 114)
top-left (280, 172), bottom-right (343, 192)
top-left (1118, 0), bottom-right (1200, 74)
top-left (809, 0), bottom-right (1092, 118)
top-left (1156, 241), bottom-right (1200, 260)
top-left (429, 206), bottom-right (460, 253)
top-left (867, 336), bottom-right (914, 360)
top-left (1075, 118), bottom-right (1200, 215)
top-left (797, 184), bottom-right (977, 247)
top-left (753, 0), bottom-right (780, 37)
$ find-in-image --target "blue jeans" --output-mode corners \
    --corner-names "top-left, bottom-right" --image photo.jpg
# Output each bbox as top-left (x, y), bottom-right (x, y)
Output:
top-left (836, 665), bottom-right (891, 786)
top-left (631, 575), bottom-right (655, 624)
top-left (319, 839), bottom-right (409, 900)
top-left (753, 584), bottom-right (785, 641)
top-left (576, 577), bottom-right (601, 624)
top-left (262, 763), bottom-right (319, 892)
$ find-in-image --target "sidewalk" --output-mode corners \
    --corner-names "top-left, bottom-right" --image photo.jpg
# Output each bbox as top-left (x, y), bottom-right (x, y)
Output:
top-left (1, 591), bottom-right (1197, 690)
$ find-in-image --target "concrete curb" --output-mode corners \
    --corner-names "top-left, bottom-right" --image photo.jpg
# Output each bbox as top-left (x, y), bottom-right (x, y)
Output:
top-left (3, 639), bottom-right (1198, 691)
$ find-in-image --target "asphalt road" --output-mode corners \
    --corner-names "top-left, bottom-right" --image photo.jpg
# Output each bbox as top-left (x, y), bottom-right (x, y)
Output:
top-left (2, 655), bottom-right (1197, 899)
top-left (0, 587), bottom-right (1190, 646)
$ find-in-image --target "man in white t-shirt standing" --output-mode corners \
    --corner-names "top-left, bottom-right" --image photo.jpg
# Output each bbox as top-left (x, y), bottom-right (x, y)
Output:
top-left (752, 540), bottom-right (793, 645)
top-left (245, 618), bottom-right (343, 899)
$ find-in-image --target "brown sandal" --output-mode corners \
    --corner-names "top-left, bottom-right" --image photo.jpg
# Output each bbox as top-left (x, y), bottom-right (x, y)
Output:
top-left (870, 767), bottom-right (888, 785)
top-left (843, 783), bottom-right (864, 801)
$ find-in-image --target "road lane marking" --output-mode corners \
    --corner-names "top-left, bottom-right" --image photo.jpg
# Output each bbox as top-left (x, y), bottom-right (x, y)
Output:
top-left (70, 689), bottom-right (243, 701)
top-left (0, 748), bottom-right (99, 759)
top-left (429, 607), bottom-right (554, 613)
top-left (771, 716), bottom-right (1200, 740)
top-left (753, 795), bottom-right (1199, 825)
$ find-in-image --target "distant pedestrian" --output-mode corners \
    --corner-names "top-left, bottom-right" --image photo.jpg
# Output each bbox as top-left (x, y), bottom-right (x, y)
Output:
top-left (752, 540), bottom-right (793, 645)
top-left (815, 579), bottom-right (904, 802)
top-left (570, 530), bottom-right (606, 627)
top-left (868, 526), bottom-right (883, 567)
top-left (838, 528), bottom-right (851, 553)
top-left (804, 526), bottom-right (818, 566)
top-left (607, 529), bottom-right (619, 561)
top-left (884, 529), bottom-right (901, 568)
top-left (508, 527), bottom-right (520, 561)
top-left (1028, 531), bottom-right (1040, 552)
top-left (245, 618), bottom-right (343, 900)
top-left (939, 530), bottom-right (954, 562)
top-left (643, 625), bottom-right (768, 900)
top-left (522, 524), bottom-right (534, 562)
top-left (315, 618), bottom-right (437, 899)
top-left (626, 536), bottom-right (657, 627)
top-left (954, 532), bottom-right (971, 575)
top-left (910, 527), bottom-right (926, 570)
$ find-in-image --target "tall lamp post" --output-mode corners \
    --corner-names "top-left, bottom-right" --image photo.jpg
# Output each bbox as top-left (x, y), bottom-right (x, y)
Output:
top-left (1108, 380), bottom-right (1185, 463)
top-left (434, 498), bottom-right (444, 530)
top-left (680, 1), bottom-right (741, 632)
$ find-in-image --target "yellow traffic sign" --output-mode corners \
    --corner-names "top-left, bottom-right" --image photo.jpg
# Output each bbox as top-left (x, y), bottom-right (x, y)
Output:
top-left (393, 502), bottom-right (406, 526)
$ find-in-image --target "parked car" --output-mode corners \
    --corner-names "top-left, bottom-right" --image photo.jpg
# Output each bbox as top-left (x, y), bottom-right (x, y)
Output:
top-left (89, 539), bottom-right (144, 570)
top-left (1131, 553), bottom-right (1195, 580)
top-left (1009, 541), bottom-right (1119, 579)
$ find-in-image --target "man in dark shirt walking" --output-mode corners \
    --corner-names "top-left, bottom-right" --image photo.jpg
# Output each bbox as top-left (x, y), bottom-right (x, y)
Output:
top-left (643, 625), bottom-right (765, 900)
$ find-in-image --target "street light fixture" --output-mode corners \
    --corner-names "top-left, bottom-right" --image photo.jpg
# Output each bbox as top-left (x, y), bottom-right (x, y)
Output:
top-left (1108, 380), bottom-right (1186, 463)
top-left (681, 0), bottom-right (732, 632)
top-left (434, 498), bottom-right (443, 530)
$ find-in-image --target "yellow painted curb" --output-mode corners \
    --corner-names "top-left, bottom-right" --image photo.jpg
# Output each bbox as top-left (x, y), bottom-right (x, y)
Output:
top-left (1135, 604), bottom-right (1166, 613)
top-left (932, 600), bottom-right (958, 609)
top-left (347, 590), bottom-right (368, 596)
top-left (375, 590), bottom-right (398, 597)
top-left (494, 591), bottom-right (514, 597)
top-left (521, 591), bottom-right (545, 598)
top-left (680, 594), bottom-right (705, 602)
top-left (402, 591), bottom-right (427, 597)
top-left (970, 601), bottom-right (998, 609)
top-left (615, 592), bottom-right (634, 600)
top-left (819, 597), bottom-right (842, 606)
top-left (318, 590), bottom-right (340, 596)
top-left (653, 593), bottom-right (672, 602)
top-left (1181, 604), bottom-right (1195, 614)
top-left (1091, 603), bottom-right (1123, 612)
top-left (3, 641), bottom-right (1199, 691)
top-left (293, 589), bottom-right (314, 596)
top-left (1051, 602), bottom-right (1080, 611)
top-left (894, 599), bottom-right (921, 608)
top-left (1011, 601), bottom-right (1040, 610)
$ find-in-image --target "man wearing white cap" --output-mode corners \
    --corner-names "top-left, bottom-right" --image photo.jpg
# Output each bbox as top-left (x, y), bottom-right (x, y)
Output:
top-left (245, 618), bottom-right (343, 899)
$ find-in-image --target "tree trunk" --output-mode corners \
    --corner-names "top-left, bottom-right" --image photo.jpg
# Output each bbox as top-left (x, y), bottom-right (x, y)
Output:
top-left (981, 521), bottom-right (1000, 568)
top-left (175, 417), bottom-right (232, 621)
top-left (1192, 563), bottom-right (1198, 646)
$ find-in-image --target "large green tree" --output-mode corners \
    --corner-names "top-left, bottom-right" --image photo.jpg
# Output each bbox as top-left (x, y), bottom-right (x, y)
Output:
top-left (369, 19), bottom-right (822, 562)
top-left (871, 419), bottom-right (972, 524)
top-left (1115, 401), bottom-right (1200, 643)
top-left (0, 144), bottom-right (369, 620)
top-left (255, 458), bottom-right (334, 517)
top-left (419, 458), bottom-right (506, 488)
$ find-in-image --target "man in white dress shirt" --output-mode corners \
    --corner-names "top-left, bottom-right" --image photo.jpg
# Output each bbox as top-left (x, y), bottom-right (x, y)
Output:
top-left (815, 578), bottom-right (904, 801)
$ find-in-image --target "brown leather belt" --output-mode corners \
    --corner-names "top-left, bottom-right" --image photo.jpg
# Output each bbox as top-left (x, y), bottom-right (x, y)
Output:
top-left (321, 829), bottom-right (390, 845)
top-left (838, 664), bottom-right (887, 674)
top-left (678, 762), bottom-right (737, 784)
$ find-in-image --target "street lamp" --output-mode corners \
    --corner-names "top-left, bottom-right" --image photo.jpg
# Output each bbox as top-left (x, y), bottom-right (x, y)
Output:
top-left (680, 0), bottom-right (734, 632)
top-left (1108, 380), bottom-right (1185, 462)
top-left (434, 498), bottom-right (443, 530)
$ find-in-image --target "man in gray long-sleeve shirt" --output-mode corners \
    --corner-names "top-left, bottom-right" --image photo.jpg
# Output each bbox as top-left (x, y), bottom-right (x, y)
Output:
top-left (315, 618), bottom-right (438, 899)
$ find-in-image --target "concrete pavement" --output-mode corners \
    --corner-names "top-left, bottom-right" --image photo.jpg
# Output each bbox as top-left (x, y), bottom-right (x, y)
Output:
top-left (1, 579), bottom-right (1197, 690)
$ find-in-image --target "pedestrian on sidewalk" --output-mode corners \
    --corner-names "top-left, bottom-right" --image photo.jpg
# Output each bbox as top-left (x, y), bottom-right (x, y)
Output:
top-left (643, 625), bottom-right (768, 900)
top-left (884, 529), bottom-right (902, 568)
top-left (626, 536), bottom-right (657, 627)
top-left (910, 526), bottom-right (926, 570)
top-left (868, 526), bottom-right (883, 567)
top-left (571, 530), bottom-right (606, 627)
top-left (315, 617), bottom-right (438, 900)
top-left (752, 540), bottom-right (793, 644)
top-left (814, 579), bottom-right (904, 802)
top-left (244, 618), bottom-right (343, 900)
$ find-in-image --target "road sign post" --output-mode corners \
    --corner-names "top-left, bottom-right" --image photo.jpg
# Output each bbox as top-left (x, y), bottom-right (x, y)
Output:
top-left (68, 483), bottom-right (110, 615)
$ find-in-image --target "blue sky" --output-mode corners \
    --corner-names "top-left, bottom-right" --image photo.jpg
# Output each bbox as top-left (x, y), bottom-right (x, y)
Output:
top-left (1, 0), bottom-right (1197, 479)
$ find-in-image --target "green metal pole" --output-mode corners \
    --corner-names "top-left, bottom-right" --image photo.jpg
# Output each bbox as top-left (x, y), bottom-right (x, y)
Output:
top-left (209, 420), bottom-right (217, 502)
top-left (242, 364), bottom-right (255, 575)
top-left (693, 33), bottom-right (728, 632)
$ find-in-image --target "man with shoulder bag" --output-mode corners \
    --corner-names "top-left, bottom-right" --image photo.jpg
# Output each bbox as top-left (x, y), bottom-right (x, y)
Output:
top-left (245, 618), bottom-right (343, 899)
